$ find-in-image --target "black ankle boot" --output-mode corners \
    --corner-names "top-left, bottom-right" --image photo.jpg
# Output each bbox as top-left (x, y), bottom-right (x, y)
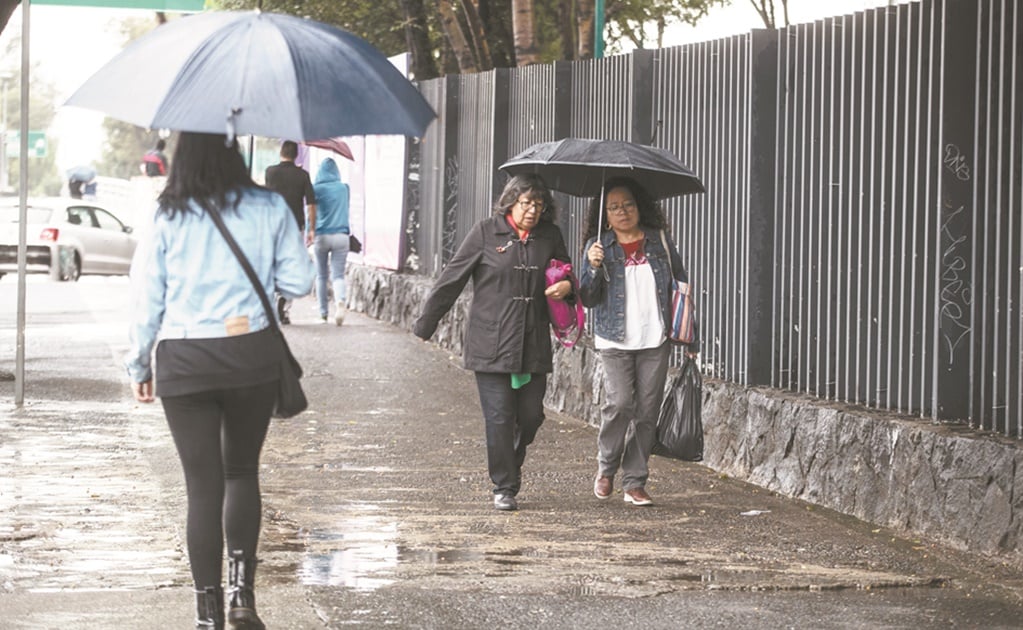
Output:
top-left (194, 585), bottom-right (224, 629)
top-left (227, 549), bottom-right (265, 630)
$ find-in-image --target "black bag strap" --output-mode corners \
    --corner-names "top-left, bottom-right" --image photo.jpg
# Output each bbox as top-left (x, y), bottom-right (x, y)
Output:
top-left (204, 205), bottom-right (281, 335)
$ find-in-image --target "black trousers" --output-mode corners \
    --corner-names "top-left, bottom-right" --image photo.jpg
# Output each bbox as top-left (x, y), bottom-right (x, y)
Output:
top-left (161, 382), bottom-right (275, 588)
top-left (474, 372), bottom-right (547, 496)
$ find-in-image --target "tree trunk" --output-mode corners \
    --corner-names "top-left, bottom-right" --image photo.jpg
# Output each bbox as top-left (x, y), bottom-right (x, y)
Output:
top-left (748, 0), bottom-right (790, 29)
top-left (511, 0), bottom-right (540, 66)
top-left (459, 0), bottom-right (494, 71)
top-left (558, 0), bottom-right (575, 61)
top-left (437, 0), bottom-right (480, 73)
top-left (479, 0), bottom-right (512, 68)
top-left (400, 0), bottom-right (440, 80)
top-left (576, 0), bottom-right (595, 60)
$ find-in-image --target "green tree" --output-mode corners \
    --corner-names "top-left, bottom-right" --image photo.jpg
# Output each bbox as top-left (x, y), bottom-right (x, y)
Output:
top-left (2, 37), bottom-right (62, 196)
top-left (605, 0), bottom-right (729, 51)
top-left (96, 13), bottom-right (175, 179)
top-left (210, 0), bottom-right (730, 78)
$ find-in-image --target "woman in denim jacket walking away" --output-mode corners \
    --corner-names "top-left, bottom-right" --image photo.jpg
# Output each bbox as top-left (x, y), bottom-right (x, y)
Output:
top-left (578, 177), bottom-right (697, 507)
top-left (126, 132), bottom-right (315, 628)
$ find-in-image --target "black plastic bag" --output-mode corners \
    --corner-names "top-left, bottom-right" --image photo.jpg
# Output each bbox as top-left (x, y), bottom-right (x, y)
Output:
top-left (652, 356), bottom-right (703, 461)
top-left (349, 234), bottom-right (362, 253)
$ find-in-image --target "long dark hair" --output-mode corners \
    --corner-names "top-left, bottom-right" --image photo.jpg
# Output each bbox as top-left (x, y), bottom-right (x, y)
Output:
top-left (581, 176), bottom-right (666, 241)
top-left (157, 132), bottom-right (257, 219)
top-left (493, 173), bottom-right (558, 223)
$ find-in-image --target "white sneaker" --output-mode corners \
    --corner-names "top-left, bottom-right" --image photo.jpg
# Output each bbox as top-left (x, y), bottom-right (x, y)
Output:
top-left (334, 303), bottom-right (346, 326)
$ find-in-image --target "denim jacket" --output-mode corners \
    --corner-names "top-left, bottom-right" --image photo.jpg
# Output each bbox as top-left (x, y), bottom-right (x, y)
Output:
top-left (125, 188), bottom-right (316, 383)
top-left (578, 227), bottom-right (689, 344)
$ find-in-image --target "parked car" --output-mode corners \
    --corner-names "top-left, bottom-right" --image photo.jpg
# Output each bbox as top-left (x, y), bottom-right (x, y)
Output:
top-left (0, 197), bottom-right (137, 281)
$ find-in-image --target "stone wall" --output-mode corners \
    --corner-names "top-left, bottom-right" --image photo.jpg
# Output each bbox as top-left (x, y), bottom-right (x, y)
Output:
top-left (348, 264), bottom-right (1023, 560)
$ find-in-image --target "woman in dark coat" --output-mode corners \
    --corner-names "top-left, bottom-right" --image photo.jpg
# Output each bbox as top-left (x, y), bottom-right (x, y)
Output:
top-left (413, 174), bottom-right (574, 511)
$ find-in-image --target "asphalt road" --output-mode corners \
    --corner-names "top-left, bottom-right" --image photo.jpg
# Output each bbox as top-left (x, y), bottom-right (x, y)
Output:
top-left (1, 277), bottom-right (1022, 629)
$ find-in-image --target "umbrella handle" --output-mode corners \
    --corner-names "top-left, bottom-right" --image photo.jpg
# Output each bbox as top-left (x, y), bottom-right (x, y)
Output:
top-left (226, 107), bottom-right (242, 143)
top-left (596, 174), bottom-right (611, 282)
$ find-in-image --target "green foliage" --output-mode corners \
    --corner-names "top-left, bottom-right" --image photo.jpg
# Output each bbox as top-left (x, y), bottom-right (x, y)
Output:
top-left (1, 36), bottom-right (62, 196)
top-left (606, 0), bottom-right (729, 52)
top-left (208, 0), bottom-right (728, 78)
top-left (98, 119), bottom-right (170, 179)
top-left (95, 14), bottom-right (175, 180)
top-left (213, 0), bottom-right (409, 56)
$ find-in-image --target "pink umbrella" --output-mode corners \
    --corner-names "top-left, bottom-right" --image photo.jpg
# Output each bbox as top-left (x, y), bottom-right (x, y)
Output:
top-left (304, 137), bottom-right (355, 161)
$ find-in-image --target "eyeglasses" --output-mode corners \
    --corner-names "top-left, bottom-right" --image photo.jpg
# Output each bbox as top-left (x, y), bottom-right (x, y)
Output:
top-left (517, 199), bottom-right (546, 213)
top-left (607, 200), bottom-right (637, 214)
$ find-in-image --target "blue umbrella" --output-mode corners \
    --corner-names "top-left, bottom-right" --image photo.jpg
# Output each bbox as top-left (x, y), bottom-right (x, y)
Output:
top-left (66, 165), bottom-right (97, 183)
top-left (64, 11), bottom-right (435, 140)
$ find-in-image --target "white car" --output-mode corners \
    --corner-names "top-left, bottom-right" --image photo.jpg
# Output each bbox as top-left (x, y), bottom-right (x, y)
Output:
top-left (0, 197), bottom-right (138, 281)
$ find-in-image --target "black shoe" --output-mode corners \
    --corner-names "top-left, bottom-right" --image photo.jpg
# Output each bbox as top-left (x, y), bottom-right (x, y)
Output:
top-left (280, 313), bottom-right (291, 325)
top-left (194, 585), bottom-right (224, 629)
top-left (227, 550), bottom-right (265, 630)
top-left (493, 493), bottom-right (518, 511)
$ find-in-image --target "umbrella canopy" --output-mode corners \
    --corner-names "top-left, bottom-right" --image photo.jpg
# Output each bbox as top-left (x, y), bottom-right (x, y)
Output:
top-left (305, 137), bottom-right (354, 161)
top-left (65, 165), bottom-right (97, 183)
top-left (499, 138), bottom-right (705, 199)
top-left (65, 11), bottom-right (435, 140)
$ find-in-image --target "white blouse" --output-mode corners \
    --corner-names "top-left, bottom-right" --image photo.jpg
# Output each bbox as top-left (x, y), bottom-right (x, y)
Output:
top-left (594, 258), bottom-right (666, 351)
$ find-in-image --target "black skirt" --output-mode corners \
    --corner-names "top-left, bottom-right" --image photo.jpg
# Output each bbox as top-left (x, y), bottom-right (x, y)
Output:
top-left (155, 327), bottom-right (282, 398)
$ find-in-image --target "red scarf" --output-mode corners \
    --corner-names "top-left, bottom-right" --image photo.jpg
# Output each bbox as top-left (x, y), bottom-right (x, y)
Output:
top-left (506, 214), bottom-right (530, 241)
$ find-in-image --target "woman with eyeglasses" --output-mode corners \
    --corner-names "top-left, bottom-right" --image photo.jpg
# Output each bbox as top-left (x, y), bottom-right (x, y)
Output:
top-left (578, 177), bottom-right (696, 507)
top-left (413, 173), bottom-right (575, 511)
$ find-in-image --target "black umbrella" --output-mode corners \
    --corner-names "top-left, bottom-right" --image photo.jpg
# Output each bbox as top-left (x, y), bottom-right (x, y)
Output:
top-left (65, 11), bottom-right (435, 140)
top-left (499, 138), bottom-right (705, 200)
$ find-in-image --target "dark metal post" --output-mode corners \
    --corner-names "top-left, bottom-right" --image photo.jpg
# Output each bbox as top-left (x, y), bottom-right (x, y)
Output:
top-left (933, 0), bottom-right (976, 421)
top-left (630, 49), bottom-right (655, 145)
top-left (439, 74), bottom-right (461, 270)
top-left (553, 61), bottom-right (572, 140)
top-left (747, 29), bottom-right (780, 386)
top-left (491, 67), bottom-right (511, 197)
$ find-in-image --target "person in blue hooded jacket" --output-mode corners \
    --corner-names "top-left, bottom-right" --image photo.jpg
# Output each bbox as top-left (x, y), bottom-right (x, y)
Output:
top-left (312, 157), bottom-right (351, 325)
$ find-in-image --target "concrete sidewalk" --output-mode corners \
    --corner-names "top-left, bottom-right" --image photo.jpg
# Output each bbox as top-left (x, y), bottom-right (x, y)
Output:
top-left (1, 285), bottom-right (1023, 628)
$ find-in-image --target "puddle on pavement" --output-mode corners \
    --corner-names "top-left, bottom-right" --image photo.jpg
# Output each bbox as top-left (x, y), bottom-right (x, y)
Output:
top-left (290, 515), bottom-right (399, 590)
top-left (0, 405), bottom-right (186, 592)
top-left (263, 510), bottom-right (570, 591)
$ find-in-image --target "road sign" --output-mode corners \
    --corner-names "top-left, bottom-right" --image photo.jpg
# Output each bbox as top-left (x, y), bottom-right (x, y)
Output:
top-left (5, 131), bottom-right (47, 158)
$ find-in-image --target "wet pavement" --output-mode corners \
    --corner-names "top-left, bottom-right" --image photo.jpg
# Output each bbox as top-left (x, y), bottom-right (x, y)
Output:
top-left (1, 277), bottom-right (1023, 629)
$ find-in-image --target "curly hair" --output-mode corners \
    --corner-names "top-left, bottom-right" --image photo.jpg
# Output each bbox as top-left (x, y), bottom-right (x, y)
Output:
top-left (157, 132), bottom-right (257, 219)
top-left (581, 176), bottom-right (666, 241)
top-left (493, 173), bottom-right (558, 223)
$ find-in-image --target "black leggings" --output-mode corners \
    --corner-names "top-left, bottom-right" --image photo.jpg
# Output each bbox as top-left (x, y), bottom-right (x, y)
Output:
top-left (161, 383), bottom-right (275, 588)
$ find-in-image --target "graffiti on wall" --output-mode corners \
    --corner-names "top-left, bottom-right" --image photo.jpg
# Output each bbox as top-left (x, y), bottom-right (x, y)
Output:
top-left (938, 143), bottom-right (973, 366)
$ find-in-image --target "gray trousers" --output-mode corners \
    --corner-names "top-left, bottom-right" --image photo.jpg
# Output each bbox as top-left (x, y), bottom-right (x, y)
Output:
top-left (597, 342), bottom-right (670, 490)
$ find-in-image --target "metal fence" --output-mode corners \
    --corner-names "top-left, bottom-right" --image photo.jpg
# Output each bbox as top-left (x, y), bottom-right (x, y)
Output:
top-left (409, 0), bottom-right (1023, 438)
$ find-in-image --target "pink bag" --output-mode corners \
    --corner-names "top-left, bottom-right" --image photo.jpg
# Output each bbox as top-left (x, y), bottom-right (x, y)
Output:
top-left (545, 259), bottom-right (585, 348)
